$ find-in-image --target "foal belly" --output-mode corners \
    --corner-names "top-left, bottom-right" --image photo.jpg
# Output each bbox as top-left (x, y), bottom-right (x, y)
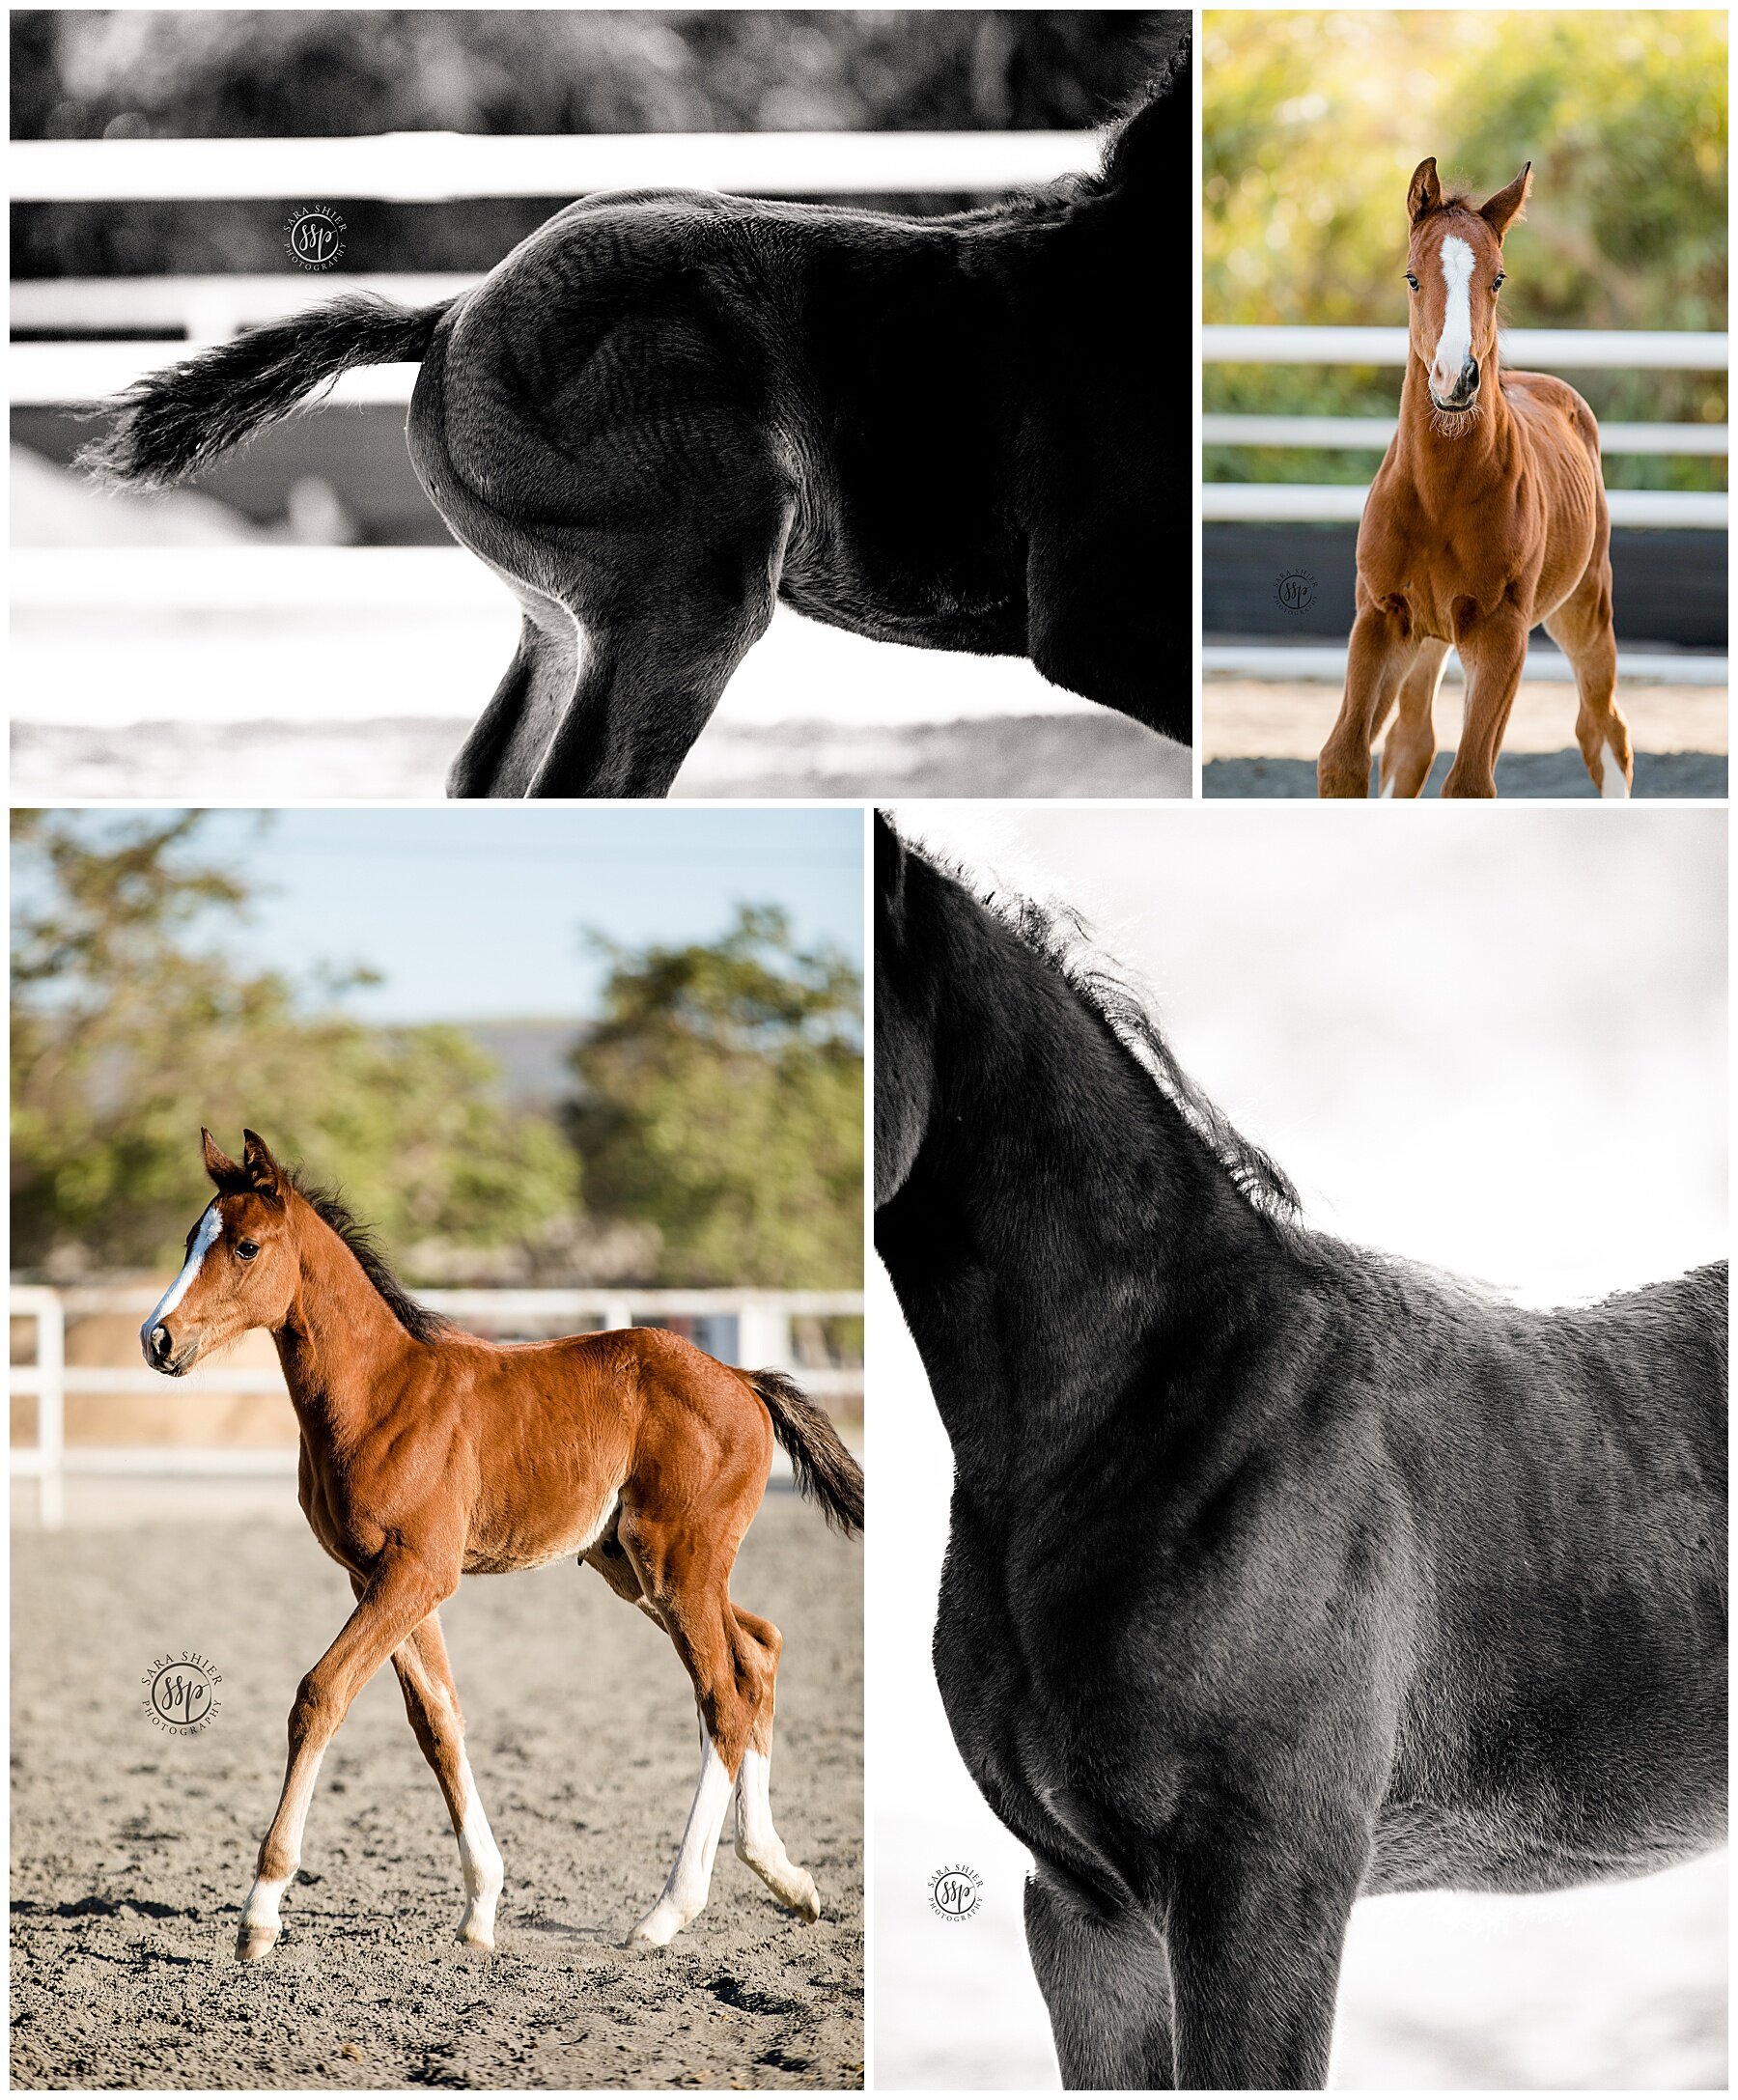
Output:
top-left (463, 1488), bottom-right (620, 1576)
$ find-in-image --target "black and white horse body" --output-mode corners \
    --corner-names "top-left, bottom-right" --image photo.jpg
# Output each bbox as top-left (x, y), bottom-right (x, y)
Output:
top-left (874, 813), bottom-right (1725, 2090)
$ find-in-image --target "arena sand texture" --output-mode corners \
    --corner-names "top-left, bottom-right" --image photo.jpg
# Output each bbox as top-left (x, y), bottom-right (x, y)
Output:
top-left (11, 1489), bottom-right (862, 2089)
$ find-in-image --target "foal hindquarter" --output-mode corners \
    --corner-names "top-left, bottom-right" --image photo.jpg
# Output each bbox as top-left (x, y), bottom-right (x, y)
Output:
top-left (407, 199), bottom-right (798, 801)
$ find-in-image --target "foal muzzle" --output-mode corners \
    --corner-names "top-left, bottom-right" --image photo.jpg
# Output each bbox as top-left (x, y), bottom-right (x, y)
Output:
top-left (1430, 357), bottom-right (1481, 414)
top-left (142, 1322), bottom-right (195, 1376)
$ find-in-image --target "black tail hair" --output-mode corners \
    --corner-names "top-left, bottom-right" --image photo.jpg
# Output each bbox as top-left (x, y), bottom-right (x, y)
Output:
top-left (745, 1369), bottom-right (864, 1537)
top-left (74, 293), bottom-right (457, 491)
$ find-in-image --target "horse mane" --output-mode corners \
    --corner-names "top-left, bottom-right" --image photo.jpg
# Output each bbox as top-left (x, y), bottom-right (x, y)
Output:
top-left (287, 1169), bottom-right (456, 1345)
top-left (1093, 35), bottom-right (1190, 194)
top-left (910, 837), bottom-right (1301, 1221)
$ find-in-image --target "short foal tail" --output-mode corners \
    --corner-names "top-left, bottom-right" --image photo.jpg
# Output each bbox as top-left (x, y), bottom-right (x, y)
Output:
top-left (76, 294), bottom-right (459, 490)
top-left (745, 1369), bottom-right (864, 1537)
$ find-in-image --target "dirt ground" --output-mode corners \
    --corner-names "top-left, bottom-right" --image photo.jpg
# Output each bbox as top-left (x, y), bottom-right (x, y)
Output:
top-left (10, 1490), bottom-right (862, 2090)
top-left (1203, 678), bottom-right (1726, 797)
top-left (10, 713), bottom-right (1189, 803)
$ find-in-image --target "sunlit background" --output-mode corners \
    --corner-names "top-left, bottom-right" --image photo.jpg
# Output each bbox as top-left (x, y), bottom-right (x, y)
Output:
top-left (872, 803), bottom-right (1726, 2089)
top-left (1200, 11), bottom-right (1727, 792)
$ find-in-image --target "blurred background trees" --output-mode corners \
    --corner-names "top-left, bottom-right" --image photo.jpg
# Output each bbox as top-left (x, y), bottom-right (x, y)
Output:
top-left (11, 812), bottom-right (864, 1290)
top-left (1203, 11), bottom-right (1727, 492)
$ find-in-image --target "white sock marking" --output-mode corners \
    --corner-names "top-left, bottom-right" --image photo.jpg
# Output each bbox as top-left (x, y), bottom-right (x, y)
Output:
top-left (631, 1733), bottom-right (735, 1946)
top-left (141, 1202), bottom-right (222, 1354)
top-left (735, 1746), bottom-right (820, 1918)
top-left (455, 1747), bottom-right (504, 1946)
top-left (238, 1746), bottom-right (323, 1946)
top-left (1599, 741), bottom-right (1630, 799)
top-left (1432, 236), bottom-right (1475, 399)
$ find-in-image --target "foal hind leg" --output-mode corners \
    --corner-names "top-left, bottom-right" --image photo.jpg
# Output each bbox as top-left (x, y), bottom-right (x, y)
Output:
top-left (446, 602), bottom-right (576, 800)
top-left (1545, 557), bottom-right (1631, 798)
top-left (387, 1610), bottom-right (505, 1949)
top-left (1377, 639), bottom-right (1449, 798)
top-left (619, 1526), bottom-right (771, 1946)
top-left (524, 502), bottom-right (797, 799)
top-left (731, 1606), bottom-right (822, 1921)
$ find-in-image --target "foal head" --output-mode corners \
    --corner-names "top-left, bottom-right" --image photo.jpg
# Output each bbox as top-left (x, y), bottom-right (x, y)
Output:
top-left (1404, 157), bottom-right (1531, 419)
top-left (140, 1130), bottom-right (300, 1373)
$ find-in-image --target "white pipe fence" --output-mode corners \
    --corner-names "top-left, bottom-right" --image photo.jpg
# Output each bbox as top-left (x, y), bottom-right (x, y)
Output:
top-left (1202, 643), bottom-right (1729, 686)
top-left (10, 128), bottom-right (1095, 203)
top-left (1204, 324), bottom-right (1729, 530)
top-left (11, 1284), bottom-right (864, 1528)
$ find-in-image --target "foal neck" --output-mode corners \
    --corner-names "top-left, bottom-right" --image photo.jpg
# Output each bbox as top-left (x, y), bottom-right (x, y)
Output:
top-left (271, 1192), bottom-right (424, 1431)
top-left (1395, 347), bottom-right (1513, 479)
top-left (881, 878), bottom-right (1286, 1463)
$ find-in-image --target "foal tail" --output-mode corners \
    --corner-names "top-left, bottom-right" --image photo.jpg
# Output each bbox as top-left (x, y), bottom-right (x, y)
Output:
top-left (75, 294), bottom-right (459, 491)
top-left (745, 1369), bottom-right (864, 1538)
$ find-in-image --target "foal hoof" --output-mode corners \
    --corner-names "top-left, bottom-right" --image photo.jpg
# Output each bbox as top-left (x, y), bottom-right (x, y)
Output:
top-left (791, 1879), bottom-right (823, 1925)
top-left (235, 1926), bottom-right (279, 1964)
top-left (457, 1919), bottom-right (496, 1952)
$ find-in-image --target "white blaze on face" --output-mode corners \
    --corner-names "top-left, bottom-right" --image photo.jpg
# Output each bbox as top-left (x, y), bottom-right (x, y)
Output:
top-left (140, 1202), bottom-right (223, 1355)
top-left (1431, 235), bottom-right (1476, 400)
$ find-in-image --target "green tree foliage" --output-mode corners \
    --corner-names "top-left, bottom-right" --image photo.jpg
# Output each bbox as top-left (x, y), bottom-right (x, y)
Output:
top-left (1203, 11), bottom-right (1727, 490)
top-left (568, 905), bottom-right (862, 1289)
top-left (11, 811), bottom-right (575, 1275)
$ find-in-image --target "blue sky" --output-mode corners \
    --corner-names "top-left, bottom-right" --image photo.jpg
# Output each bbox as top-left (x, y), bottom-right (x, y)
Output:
top-left (20, 808), bottom-right (863, 1023)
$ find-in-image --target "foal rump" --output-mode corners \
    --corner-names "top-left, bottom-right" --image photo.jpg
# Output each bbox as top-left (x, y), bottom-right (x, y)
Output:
top-left (75, 293), bottom-right (458, 490)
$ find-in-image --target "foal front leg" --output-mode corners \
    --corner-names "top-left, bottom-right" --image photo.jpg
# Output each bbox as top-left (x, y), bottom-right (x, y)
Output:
top-left (237, 1551), bottom-right (453, 1962)
top-left (1024, 1870), bottom-right (1175, 2088)
top-left (1443, 605), bottom-right (1529, 798)
top-left (1162, 1816), bottom-right (1367, 2089)
top-left (1319, 602), bottom-right (1412, 798)
top-left (388, 1610), bottom-right (505, 1949)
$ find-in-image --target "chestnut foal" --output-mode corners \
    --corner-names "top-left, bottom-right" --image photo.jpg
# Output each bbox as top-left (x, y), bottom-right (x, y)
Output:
top-left (1319, 158), bottom-right (1631, 799)
top-left (141, 1130), bottom-right (863, 1962)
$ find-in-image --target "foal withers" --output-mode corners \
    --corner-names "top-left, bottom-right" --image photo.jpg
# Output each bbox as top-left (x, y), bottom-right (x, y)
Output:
top-left (142, 1129), bottom-right (862, 1960)
top-left (1319, 158), bottom-right (1631, 798)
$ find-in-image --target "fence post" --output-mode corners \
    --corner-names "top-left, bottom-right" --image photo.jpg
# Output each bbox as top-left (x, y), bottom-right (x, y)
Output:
top-left (736, 1300), bottom-right (792, 1372)
top-left (37, 1293), bottom-right (65, 1531)
top-left (599, 1300), bottom-right (634, 1333)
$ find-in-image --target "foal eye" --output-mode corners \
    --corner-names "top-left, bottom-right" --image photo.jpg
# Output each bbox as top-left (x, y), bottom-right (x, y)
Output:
top-left (1405, 273), bottom-right (1419, 291)
top-left (1493, 272), bottom-right (1506, 291)
top-left (237, 1240), bottom-right (260, 1261)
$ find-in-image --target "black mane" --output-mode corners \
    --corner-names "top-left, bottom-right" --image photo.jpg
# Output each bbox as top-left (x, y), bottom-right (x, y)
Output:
top-left (915, 838), bottom-right (1301, 1220)
top-left (288, 1170), bottom-right (455, 1345)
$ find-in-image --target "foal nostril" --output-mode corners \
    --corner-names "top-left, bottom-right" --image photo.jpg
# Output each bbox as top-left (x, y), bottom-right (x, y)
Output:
top-left (1462, 357), bottom-right (1480, 391)
top-left (148, 1324), bottom-right (172, 1367)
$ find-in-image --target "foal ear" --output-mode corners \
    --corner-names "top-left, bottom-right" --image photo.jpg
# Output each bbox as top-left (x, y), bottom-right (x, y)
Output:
top-left (1408, 157), bottom-right (1443, 225)
top-left (240, 1129), bottom-right (284, 1201)
top-left (1480, 163), bottom-right (1531, 240)
top-left (202, 1127), bottom-right (246, 1190)
top-left (875, 808), bottom-right (907, 922)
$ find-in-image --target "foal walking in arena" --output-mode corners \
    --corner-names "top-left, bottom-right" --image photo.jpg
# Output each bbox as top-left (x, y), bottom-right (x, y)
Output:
top-left (1319, 158), bottom-right (1631, 798)
top-left (140, 1130), bottom-right (863, 1961)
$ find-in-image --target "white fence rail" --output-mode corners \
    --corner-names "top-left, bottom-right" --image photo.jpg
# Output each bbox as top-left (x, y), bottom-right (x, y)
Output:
top-left (11, 1284), bottom-right (864, 1527)
top-left (1202, 643), bottom-right (1729, 686)
top-left (11, 128), bottom-right (1095, 203)
top-left (1203, 324), bottom-right (1729, 530)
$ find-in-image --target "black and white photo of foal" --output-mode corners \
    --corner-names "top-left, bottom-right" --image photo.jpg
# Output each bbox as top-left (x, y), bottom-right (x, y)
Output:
top-left (874, 810), bottom-right (1725, 2090)
top-left (78, 27), bottom-right (1190, 798)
